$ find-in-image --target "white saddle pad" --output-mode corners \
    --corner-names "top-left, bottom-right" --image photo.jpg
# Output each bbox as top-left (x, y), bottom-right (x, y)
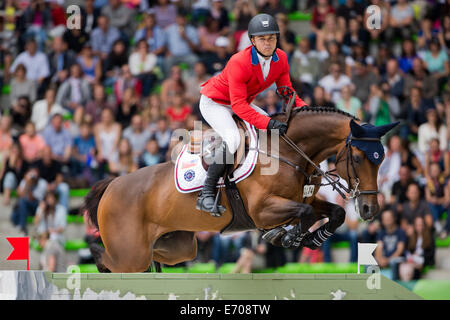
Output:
top-left (174, 121), bottom-right (258, 193)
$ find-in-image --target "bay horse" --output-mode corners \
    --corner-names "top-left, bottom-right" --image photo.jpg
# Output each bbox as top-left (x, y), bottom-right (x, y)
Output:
top-left (84, 106), bottom-right (398, 272)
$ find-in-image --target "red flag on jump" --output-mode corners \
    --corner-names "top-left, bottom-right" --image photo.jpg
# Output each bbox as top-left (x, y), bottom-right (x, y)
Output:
top-left (6, 237), bottom-right (29, 270)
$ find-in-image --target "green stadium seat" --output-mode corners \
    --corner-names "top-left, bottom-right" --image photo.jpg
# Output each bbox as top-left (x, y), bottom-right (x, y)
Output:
top-left (436, 236), bottom-right (450, 248)
top-left (187, 262), bottom-right (216, 273)
top-left (2, 85), bottom-right (10, 94)
top-left (217, 263), bottom-right (236, 274)
top-left (78, 264), bottom-right (99, 273)
top-left (331, 241), bottom-right (350, 249)
top-left (162, 266), bottom-right (186, 273)
top-left (64, 239), bottom-right (89, 251)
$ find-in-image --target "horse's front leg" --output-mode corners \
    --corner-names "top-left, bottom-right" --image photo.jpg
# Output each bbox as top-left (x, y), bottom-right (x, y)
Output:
top-left (300, 197), bottom-right (346, 249)
top-left (254, 196), bottom-right (317, 248)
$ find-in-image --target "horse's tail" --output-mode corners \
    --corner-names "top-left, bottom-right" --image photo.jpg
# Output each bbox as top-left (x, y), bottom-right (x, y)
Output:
top-left (82, 177), bottom-right (115, 273)
top-left (83, 177), bottom-right (115, 229)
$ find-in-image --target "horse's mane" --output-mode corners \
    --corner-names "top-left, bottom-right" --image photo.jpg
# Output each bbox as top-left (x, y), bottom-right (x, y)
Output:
top-left (272, 106), bottom-right (360, 121)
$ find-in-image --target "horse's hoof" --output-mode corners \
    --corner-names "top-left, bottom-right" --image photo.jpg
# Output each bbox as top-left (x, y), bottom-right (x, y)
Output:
top-left (300, 232), bottom-right (320, 250)
top-left (262, 227), bottom-right (286, 247)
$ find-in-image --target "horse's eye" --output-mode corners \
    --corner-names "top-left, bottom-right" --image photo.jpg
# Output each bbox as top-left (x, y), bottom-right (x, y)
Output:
top-left (353, 155), bottom-right (362, 164)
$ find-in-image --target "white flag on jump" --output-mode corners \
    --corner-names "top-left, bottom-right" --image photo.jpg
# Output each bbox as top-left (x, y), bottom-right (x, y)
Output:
top-left (357, 243), bottom-right (378, 266)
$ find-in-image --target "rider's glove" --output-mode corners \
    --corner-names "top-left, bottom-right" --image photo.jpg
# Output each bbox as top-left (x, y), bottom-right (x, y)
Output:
top-left (267, 119), bottom-right (288, 135)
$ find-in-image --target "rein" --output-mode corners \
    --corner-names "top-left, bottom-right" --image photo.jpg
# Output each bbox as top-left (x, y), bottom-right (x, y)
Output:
top-left (260, 87), bottom-right (379, 200)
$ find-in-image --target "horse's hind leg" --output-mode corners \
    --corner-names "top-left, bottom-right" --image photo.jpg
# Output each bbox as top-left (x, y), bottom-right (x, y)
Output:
top-left (153, 231), bottom-right (197, 266)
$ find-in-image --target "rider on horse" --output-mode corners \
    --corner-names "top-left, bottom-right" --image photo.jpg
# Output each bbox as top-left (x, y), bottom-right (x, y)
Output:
top-left (197, 13), bottom-right (308, 215)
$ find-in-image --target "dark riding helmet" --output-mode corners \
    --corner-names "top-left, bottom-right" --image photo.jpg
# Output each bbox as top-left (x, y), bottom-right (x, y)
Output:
top-left (248, 13), bottom-right (280, 39)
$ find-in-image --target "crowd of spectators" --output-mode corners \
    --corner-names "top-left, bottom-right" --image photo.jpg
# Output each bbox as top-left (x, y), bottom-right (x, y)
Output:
top-left (0, 0), bottom-right (448, 276)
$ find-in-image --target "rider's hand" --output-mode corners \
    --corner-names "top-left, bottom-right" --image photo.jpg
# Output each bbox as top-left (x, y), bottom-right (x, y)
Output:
top-left (267, 119), bottom-right (288, 135)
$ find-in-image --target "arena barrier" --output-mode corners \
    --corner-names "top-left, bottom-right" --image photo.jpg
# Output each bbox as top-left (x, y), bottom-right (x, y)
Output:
top-left (0, 271), bottom-right (422, 300)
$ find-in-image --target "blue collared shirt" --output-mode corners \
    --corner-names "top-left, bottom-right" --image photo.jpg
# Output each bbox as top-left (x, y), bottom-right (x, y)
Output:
top-left (164, 23), bottom-right (199, 56)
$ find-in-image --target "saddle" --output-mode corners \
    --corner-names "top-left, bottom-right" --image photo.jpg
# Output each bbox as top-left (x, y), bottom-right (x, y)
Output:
top-left (179, 115), bottom-right (257, 234)
top-left (188, 115), bottom-right (250, 174)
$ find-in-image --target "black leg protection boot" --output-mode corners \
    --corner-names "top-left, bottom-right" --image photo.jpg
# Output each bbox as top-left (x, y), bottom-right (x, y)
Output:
top-left (196, 142), bottom-right (232, 216)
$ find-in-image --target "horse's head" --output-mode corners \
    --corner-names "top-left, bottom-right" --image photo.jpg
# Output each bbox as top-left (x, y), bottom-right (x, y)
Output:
top-left (335, 120), bottom-right (399, 221)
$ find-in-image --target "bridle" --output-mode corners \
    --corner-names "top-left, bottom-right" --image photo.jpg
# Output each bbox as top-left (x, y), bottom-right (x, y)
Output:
top-left (257, 86), bottom-right (380, 201)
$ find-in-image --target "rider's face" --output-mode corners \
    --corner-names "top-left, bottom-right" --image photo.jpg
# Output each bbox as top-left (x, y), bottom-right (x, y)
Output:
top-left (252, 34), bottom-right (277, 56)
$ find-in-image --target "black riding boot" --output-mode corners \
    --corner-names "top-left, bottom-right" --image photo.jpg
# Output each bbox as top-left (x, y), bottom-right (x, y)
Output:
top-left (196, 142), bottom-right (231, 215)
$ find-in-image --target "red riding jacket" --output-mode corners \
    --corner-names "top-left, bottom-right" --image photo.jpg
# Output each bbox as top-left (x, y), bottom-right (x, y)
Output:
top-left (200, 45), bottom-right (307, 130)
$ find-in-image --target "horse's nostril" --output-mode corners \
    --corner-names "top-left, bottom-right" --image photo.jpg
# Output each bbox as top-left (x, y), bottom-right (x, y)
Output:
top-left (363, 204), bottom-right (369, 214)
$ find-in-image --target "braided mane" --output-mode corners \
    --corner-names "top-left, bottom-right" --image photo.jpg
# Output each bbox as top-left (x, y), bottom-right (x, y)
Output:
top-left (272, 106), bottom-right (360, 121)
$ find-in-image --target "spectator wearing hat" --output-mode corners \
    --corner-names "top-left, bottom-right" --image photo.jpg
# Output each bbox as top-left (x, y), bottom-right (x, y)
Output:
top-left (163, 8), bottom-right (199, 75)
top-left (90, 15), bottom-right (121, 60)
top-left (403, 57), bottom-right (438, 101)
top-left (202, 36), bottom-right (231, 76)
top-left (31, 87), bottom-right (67, 132)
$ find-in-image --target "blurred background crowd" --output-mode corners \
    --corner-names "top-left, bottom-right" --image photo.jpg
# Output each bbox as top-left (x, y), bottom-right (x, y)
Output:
top-left (0, 0), bottom-right (449, 280)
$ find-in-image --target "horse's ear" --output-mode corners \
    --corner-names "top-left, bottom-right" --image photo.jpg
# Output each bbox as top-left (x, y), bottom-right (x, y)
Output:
top-left (349, 119), bottom-right (365, 137)
top-left (375, 121), bottom-right (400, 137)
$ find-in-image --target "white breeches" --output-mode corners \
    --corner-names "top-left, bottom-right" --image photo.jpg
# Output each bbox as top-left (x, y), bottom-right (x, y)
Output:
top-left (199, 94), bottom-right (268, 154)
